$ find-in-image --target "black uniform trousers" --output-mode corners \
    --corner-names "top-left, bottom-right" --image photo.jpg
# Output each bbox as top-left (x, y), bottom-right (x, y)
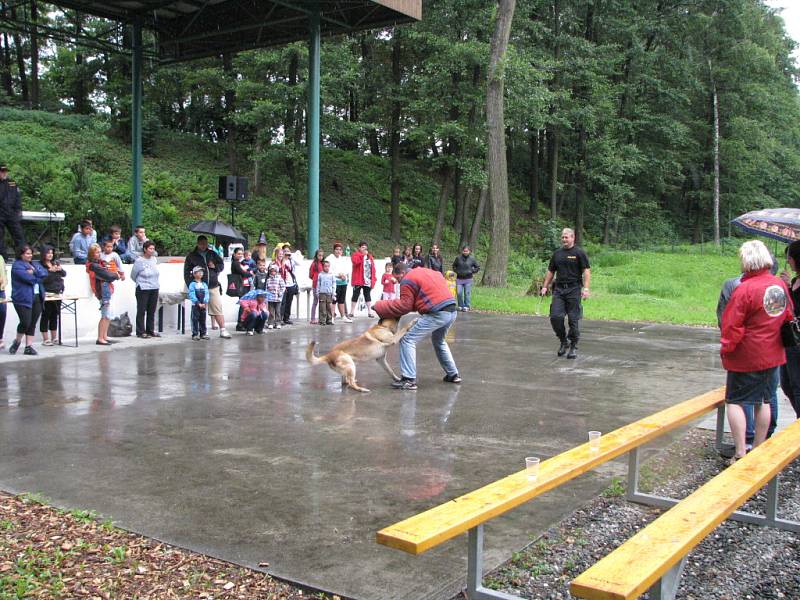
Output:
top-left (549, 284), bottom-right (582, 344)
top-left (0, 215), bottom-right (25, 260)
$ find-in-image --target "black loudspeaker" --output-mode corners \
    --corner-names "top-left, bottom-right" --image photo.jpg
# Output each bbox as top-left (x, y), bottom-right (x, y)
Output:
top-left (218, 176), bottom-right (249, 201)
top-left (236, 177), bottom-right (248, 201)
top-left (219, 176), bottom-right (237, 200)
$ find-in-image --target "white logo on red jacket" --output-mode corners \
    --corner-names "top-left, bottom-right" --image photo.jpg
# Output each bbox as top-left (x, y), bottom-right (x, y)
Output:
top-left (763, 285), bottom-right (787, 317)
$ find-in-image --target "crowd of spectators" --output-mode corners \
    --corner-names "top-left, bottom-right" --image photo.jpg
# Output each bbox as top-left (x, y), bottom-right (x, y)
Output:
top-left (3, 224), bottom-right (479, 356)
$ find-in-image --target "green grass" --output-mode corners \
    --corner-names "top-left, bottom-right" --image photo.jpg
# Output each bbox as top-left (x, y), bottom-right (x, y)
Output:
top-left (473, 249), bottom-right (741, 326)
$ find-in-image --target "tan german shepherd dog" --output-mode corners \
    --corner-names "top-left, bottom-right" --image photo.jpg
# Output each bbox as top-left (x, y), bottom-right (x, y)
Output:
top-left (306, 317), bottom-right (417, 392)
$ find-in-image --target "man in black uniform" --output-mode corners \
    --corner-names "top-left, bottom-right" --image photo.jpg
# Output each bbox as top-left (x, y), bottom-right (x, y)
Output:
top-left (0, 164), bottom-right (25, 260)
top-left (540, 228), bottom-right (591, 359)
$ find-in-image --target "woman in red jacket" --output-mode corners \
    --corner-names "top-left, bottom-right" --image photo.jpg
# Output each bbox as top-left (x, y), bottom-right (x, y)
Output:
top-left (721, 239), bottom-right (794, 463)
top-left (349, 241), bottom-right (376, 318)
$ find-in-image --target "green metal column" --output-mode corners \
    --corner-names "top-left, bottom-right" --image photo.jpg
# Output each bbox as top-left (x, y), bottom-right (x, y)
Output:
top-left (131, 21), bottom-right (143, 229)
top-left (306, 7), bottom-right (320, 257)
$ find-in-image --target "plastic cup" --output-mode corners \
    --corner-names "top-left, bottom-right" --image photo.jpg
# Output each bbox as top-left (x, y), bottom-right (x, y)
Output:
top-left (588, 431), bottom-right (601, 452)
top-left (525, 457), bottom-right (540, 480)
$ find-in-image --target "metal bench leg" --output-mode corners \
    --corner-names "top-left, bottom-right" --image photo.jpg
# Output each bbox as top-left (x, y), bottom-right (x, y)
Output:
top-left (648, 556), bottom-right (687, 600)
top-left (626, 446), bottom-right (641, 501)
top-left (715, 405), bottom-right (726, 451)
top-left (467, 525), bottom-right (523, 600)
top-left (765, 475), bottom-right (779, 526)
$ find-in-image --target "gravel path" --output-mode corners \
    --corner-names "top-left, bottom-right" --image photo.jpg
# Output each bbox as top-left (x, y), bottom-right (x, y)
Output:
top-left (480, 428), bottom-right (800, 599)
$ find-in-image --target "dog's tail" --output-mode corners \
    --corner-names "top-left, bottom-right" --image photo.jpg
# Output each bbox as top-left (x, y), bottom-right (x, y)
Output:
top-left (306, 341), bottom-right (326, 366)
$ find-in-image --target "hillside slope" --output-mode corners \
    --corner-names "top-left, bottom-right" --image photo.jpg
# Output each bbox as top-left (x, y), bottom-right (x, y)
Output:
top-left (0, 107), bottom-right (511, 260)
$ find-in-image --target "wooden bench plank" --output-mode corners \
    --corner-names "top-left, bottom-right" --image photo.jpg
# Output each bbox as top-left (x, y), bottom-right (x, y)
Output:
top-left (570, 418), bottom-right (800, 600)
top-left (377, 387), bottom-right (725, 555)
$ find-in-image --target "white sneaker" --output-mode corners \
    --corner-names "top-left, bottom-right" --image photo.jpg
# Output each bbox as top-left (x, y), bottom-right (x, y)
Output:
top-left (247, 331), bottom-right (254, 336)
top-left (342, 316), bottom-right (353, 323)
top-left (276, 324), bottom-right (282, 329)
top-left (220, 329), bottom-right (231, 339)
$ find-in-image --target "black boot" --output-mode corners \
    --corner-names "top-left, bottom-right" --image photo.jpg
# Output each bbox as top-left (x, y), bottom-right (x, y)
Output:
top-left (557, 340), bottom-right (569, 357)
top-left (567, 343), bottom-right (578, 359)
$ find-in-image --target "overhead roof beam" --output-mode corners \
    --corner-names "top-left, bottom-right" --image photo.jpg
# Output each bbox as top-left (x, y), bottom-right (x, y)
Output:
top-left (158, 14), bottom-right (309, 47)
top-left (178, 0), bottom-right (213, 36)
top-left (268, 0), bottom-right (351, 30)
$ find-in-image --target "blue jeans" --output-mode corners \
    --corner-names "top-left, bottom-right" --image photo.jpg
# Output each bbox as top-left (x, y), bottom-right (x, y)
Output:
top-left (399, 310), bottom-right (458, 381)
top-left (743, 367), bottom-right (780, 443)
top-left (244, 311), bottom-right (267, 333)
top-left (191, 305), bottom-right (207, 336)
top-left (456, 279), bottom-right (473, 309)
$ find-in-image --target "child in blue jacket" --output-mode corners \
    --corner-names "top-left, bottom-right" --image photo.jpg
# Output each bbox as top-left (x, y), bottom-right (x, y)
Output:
top-left (188, 266), bottom-right (210, 340)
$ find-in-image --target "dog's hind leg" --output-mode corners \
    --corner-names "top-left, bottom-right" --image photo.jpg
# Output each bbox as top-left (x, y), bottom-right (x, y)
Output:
top-left (337, 357), bottom-right (370, 393)
top-left (377, 354), bottom-right (401, 382)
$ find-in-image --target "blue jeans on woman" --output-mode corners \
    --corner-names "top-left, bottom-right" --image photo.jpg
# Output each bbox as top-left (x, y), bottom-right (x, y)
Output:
top-left (456, 279), bottom-right (473, 309)
top-left (743, 367), bottom-right (780, 443)
top-left (399, 309), bottom-right (458, 381)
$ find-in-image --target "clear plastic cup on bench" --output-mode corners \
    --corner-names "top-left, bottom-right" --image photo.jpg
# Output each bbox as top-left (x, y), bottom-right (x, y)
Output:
top-left (525, 457), bottom-right (540, 481)
top-left (588, 431), bottom-right (601, 452)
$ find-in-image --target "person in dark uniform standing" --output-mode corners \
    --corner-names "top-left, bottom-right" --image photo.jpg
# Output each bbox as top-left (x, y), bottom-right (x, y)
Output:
top-left (540, 228), bottom-right (591, 359)
top-left (0, 164), bottom-right (25, 260)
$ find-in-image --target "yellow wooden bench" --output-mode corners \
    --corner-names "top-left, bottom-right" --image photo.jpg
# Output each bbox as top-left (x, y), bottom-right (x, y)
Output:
top-left (377, 387), bottom-right (726, 600)
top-left (570, 418), bottom-right (800, 600)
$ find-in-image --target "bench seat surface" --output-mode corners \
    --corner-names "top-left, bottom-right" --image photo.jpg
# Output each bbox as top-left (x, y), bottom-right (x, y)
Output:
top-left (570, 418), bottom-right (800, 600)
top-left (377, 388), bottom-right (725, 555)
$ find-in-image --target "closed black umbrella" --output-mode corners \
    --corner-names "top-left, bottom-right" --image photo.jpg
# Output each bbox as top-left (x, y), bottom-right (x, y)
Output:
top-left (187, 220), bottom-right (246, 242)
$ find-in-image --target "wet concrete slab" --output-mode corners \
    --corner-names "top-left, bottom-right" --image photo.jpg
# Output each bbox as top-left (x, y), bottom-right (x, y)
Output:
top-left (0, 314), bottom-right (725, 599)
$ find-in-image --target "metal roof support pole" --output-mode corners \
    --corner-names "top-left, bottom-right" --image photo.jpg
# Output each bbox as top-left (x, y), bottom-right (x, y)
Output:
top-left (131, 19), bottom-right (143, 231)
top-left (306, 5), bottom-right (321, 257)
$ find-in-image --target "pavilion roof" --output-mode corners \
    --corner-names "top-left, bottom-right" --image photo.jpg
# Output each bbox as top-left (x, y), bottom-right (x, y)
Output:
top-left (45, 0), bottom-right (421, 62)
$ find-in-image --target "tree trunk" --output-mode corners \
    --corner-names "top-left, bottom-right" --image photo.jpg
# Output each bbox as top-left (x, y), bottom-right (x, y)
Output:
top-left (469, 185), bottom-right (489, 250)
top-left (575, 128), bottom-right (587, 245)
top-left (550, 129), bottom-right (559, 218)
top-left (558, 169), bottom-right (570, 216)
top-left (389, 32), bottom-right (402, 242)
top-left (452, 167), bottom-right (463, 229)
top-left (73, 12), bottom-right (88, 113)
top-left (253, 134), bottom-right (262, 195)
top-left (529, 129), bottom-right (539, 215)
top-left (482, 0), bottom-right (516, 287)
top-left (285, 50), bottom-right (299, 143)
top-left (548, 0), bottom-right (561, 220)
top-left (460, 187), bottom-right (474, 248)
top-left (10, 4), bottom-right (29, 104)
top-left (431, 167), bottom-right (452, 247)
top-left (710, 59), bottom-right (720, 247)
top-left (29, 0), bottom-right (38, 108)
top-left (0, 12), bottom-right (13, 98)
top-left (222, 53), bottom-right (238, 174)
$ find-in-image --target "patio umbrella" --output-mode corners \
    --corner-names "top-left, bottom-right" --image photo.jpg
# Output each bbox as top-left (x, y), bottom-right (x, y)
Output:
top-left (187, 220), bottom-right (246, 242)
top-left (731, 208), bottom-right (800, 243)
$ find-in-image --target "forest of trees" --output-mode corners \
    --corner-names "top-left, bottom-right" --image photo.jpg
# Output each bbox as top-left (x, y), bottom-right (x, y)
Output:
top-left (1, 0), bottom-right (799, 282)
